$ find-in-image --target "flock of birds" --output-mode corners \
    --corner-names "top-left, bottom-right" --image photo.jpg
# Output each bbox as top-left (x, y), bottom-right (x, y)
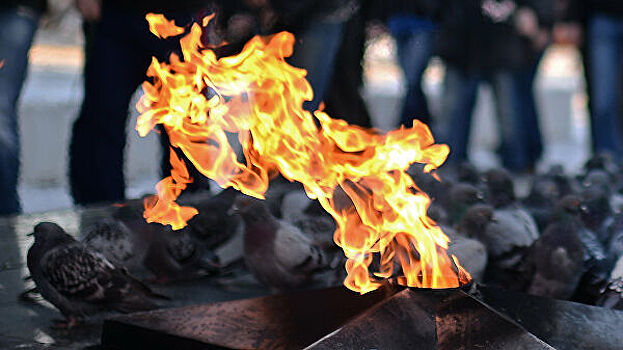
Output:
top-left (23, 153), bottom-right (623, 327)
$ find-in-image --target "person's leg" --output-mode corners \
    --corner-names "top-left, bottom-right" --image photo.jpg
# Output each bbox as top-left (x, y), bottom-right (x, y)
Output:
top-left (513, 56), bottom-right (543, 167)
top-left (69, 10), bottom-right (152, 205)
top-left (438, 65), bottom-right (480, 165)
top-left (0, 7), bottom-right (39, 215)
top-left (323, 8), bottom-right (372, 127)
top-left (588, 14), bottom-right (623, 157)
top-left (491, 71), bottom-right (531, 172)
top-left (287, 19), bottom-right (345, 112)
top-left (394, 27), bottom-right (434, 126)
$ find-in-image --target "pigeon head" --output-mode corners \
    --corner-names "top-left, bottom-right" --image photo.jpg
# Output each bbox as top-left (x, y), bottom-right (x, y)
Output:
top-left (579, 187), bottom-right (611, 231)
top-left (230, 195), bottom-right (272, 224)
top-left (457, 162), bottom-right (481, 185)
top-left (484, 168), bottom-right (515, 207)
top-left (552, 195), bottom-right (582, 221)
top-left (526, 175), bottom-right (560, 205)
top-left (584, 152), bottom-right (618, 174)
top-left (458, 204), bottom-right (495, 237)
top-left (582, 169), bottom-right (612, 193)
top-left (450, 183), bottom-right (484, 205)
top-left (29, 222), bottom-right (74, 246)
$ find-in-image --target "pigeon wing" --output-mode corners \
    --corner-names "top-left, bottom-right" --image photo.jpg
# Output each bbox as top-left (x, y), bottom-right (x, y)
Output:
top-left (274, 222), bottom-right (328, 273)
top-left (41, 244), bottom-right (158, 311)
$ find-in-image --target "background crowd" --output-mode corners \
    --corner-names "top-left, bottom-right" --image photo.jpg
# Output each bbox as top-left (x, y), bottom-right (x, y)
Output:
top-left (1, 0), bottom-right (622, 215)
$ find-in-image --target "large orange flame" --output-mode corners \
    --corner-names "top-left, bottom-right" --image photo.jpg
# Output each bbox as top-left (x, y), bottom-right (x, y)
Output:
top-left (137, 15), bottom-right (471, 293)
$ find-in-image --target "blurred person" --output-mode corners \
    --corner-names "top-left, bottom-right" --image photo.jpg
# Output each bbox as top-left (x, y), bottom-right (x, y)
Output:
top-left (436, 0), bottom-right (551, 172)
top-left (584, 2), bottom-right (623, 158)
top-left (323, 2), bottom-right (372, 128)
top-left (269, 0), bottom-right (359, 112)
top-left (385, 0), bottom-right (441, 127)
top-left (511, 4), bottom-right (554, 171)
top-left (0, 0), bottom-right (47, 215)
top-left (556, 1), bottom-right (623, 160)
top-left (69, 0), bottom-right (209, 206)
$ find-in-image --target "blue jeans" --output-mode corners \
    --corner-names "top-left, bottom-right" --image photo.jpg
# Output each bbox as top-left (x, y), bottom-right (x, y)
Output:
top-left (388, 15), bottom-right (435, 126)
top-left (588, 13), bottom-right (623, 157)
top-left (0, 7), bottom-right (39, 215)
top-left (440, 65), bottom-right (531, 171)
top-left (69, 8), bottom-right (195, 205)
top-left (288, 19), bottom-right (345, 112)
top-left (512, 56), bottom-right (543, 167)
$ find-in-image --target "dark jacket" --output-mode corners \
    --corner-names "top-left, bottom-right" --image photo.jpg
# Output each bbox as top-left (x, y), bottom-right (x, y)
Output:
top-left (270, 0), bottom-right (356, 33)
top-left (103, 0), bottom-right (207, 13)
top-left (590, 1), bottom-right (623, 16)
top-left (1, 0), bottom-right (47, 13)
top-left (436, 0), bottom-right (554, 72)
top-left (370, 0), bottom-right (442, 22)
top-left (563, 0), bottom-right (623, 22)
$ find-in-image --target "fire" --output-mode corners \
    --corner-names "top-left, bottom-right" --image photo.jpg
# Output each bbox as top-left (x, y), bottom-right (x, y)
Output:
top-left (137, 14), bottom-right (471, 293)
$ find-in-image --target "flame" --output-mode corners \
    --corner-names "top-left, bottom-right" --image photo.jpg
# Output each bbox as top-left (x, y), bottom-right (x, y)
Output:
top-left (143, 148), bottom-right (198, 230)
top-left (137, 14), bottom-right (471, 293)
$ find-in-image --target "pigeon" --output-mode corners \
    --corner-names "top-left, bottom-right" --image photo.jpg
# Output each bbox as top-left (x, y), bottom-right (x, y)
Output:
top-left (522, 172), bottom-right (561, 231)
top-left (139, 225), bottom-right (221, 283)
top-left (262, 175), bottom-right (305, 218)
top-left (459, 203), bottom-right (537, 290)
top-left (579, 187), bottom-right (613, 244)
top-left (280, 190), bottom-right (337, 251)
top-left (581, 168), bottom-right (623, 214)
top-left (483, 168), bottom-right (517, 209)
top-left (444, 183), bottom-right (485, 226)
top-left (82, 219), bottom-right (142, 271)
top-left (456, 161), bottom-right (482, 186)
top-left (606, 213), bottom-right (623, 262)
top-left (584, 152), bottom-right (619, 176)
top-left (231, 195), bottom-right (334, 292)
top-left (597, 255), bottom-right (623, 309)
top-left (180, 187), bottom-right (242, 248)
top-left (447, 236), bottom-right (488, 282)
top-left (524, 196), bottom-right (586, 299)
top-left (482, 168), bottom-right (540, 250)
top-left (27, 222), bottom-right (168, 328)
top-left (545, 164), bottom-right (580, 198)
top-left (409, 163), bottom-right (454, 202)
top-left (110, 199), bottom-right (222, 283)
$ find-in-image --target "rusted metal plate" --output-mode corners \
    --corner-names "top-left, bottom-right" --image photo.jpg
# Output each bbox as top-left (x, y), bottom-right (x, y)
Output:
top-left (306, 289), bottom-right (437, 350)
top-left (307, 288), bottom-right (553, 350)
top-left (435, 290), bottom-right (554, 350)
top-left (101, 284), bottom-right (400, 350)
top-left (474, 285), bottom-right (623, 350)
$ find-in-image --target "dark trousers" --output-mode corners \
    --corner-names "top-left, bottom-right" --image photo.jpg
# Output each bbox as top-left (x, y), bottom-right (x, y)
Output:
top-left (69, 8), bottom-right (196, 205)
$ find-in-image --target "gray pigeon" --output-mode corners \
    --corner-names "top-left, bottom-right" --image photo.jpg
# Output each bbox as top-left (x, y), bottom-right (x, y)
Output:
top-left (180, 187), bottom-right (242, 248)
top-left (231, 195), bottom-right (334, 292)
top-left (280, 190), bottom-right (337, 251)
top-left (140, 225), bottom-right (221, 283)
top-left (82, 219), bottom-right (142, 271)
top-left (447, 236), bottom-right (488, 282)
top-left (109, 196), bottom-right (223, 283)
top-left (444, 183), bottom-right (485, 226)
top-left (597, 255), bottom-right (623, 309)
top-left (524, 196), bottom-right (586, 299)
top-left (522, 172), bottom-right (561, 231)
top-left (27, 222), bottom-right (168, 328)
top-left (459, 203), bottom-right (537, 290)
